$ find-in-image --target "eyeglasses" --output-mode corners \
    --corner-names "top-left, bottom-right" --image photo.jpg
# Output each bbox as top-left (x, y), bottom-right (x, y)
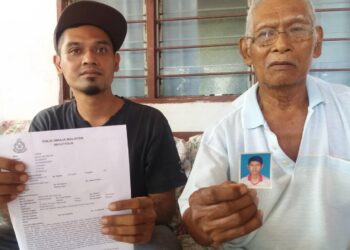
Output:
top-left (246, 24), bottom-right (314, 47)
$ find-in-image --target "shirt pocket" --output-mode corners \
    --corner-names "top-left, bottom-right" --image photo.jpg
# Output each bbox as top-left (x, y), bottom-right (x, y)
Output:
top-left (324, 156), bottom-right (350, 208)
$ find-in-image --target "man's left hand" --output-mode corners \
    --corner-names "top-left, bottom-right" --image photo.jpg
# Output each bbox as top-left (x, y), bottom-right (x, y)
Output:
top-left (100, 197), bottom-right (156, 244)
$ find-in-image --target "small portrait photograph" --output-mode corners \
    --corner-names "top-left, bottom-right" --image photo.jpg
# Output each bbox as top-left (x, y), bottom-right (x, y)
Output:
top-left (239, 153), bottom-right (272, 189)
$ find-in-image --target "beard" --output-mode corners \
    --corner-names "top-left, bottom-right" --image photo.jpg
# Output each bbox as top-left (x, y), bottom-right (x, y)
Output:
top-left (77, 77), bottom-right (105, 95)
top-left (81, 85), bottom-right (102, 96)
top-left (69, 76), bottom-right (110, 96)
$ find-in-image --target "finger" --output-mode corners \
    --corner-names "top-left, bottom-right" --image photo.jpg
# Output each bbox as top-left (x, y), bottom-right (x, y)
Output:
top-left (203, 193), bottom-right (256, 221)
top-left (189, 183), bottom-right (248, 206)
top-left (0, 158), bottom-right (25, 172)
top-left (101, 223), bottom-right (152, 237)
top-left (190, 193), bottom-right (255, 224)
top-left (108, 197), bottom-right (153, 211)
top-left (211, 211), bottom-right (263, 246)
top-left (101, 213), bottom-right (155, 226)
top-left (0, 184), bottom-right (25, 196)
top-left (203, 204), bottom-right (257, 234)
top-left (248, 189), bottom-right (259, 206)
top-left (221, 180), bottom-right (237, 186)
top-left (248, 189), bottom-right (257, 199)
top-left (0, 194), bottom-right (18, 207)
top-left (108, 234), bottom-right (151, 244)
top-left (0, 172), bottom-right (28, 185)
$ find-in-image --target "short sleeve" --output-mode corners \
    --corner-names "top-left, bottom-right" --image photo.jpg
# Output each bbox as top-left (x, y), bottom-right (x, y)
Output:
top-left (145, 114), bottom-right (187, 194)
top-left (29, 110), bottom-right (52, 132)
top-left (178, 129), bottom-right (229, 216)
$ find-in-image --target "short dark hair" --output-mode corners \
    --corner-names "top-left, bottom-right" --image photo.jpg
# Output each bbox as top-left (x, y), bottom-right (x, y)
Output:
top-left (248, 155), bottom-right (263, 165)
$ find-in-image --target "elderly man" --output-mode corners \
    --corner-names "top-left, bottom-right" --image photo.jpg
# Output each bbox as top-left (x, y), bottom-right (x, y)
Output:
top-left (178, 0), bottom-right (350, 249)
top-left (0, 1), bottom-right (186, 249)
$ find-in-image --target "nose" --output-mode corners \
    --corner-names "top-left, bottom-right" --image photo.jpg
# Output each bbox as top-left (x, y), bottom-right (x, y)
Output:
top-left (271, 32), bottom-right (292, 53)
top-left (82, 50), bottom-right (97, 65)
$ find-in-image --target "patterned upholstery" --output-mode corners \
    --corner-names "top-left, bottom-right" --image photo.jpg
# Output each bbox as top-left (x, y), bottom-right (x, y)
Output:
top-left (173, 135), bottom-right (215, 250)
top-left (0, 120), bottom-right (31, 135)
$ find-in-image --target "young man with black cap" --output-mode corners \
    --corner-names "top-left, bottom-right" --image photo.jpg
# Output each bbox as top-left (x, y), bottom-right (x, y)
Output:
top-left (0, 1), bottom-right (186, 249)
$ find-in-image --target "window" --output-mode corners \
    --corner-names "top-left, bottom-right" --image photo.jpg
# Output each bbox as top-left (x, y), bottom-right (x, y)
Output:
top-left (311, 0), bottom-right (350, 84)
top-left (158, 0), bottom-right (250, 98)
top-left (58, 0), bottom-right (350, 103)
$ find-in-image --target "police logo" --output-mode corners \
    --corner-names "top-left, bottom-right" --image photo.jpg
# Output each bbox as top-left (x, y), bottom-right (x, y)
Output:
top-left (13, 139), bottom-right (27, 153)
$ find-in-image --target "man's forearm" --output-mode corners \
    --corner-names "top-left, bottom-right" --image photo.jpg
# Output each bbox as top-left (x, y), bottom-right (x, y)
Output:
top-left (149, 190), bottom-right (177, 224)
top-left (154, 204), bottom-right (175, 224)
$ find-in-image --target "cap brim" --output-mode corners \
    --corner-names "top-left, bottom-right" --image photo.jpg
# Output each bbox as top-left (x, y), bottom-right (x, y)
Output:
top-left (54, 1), bottom-right (127, 52)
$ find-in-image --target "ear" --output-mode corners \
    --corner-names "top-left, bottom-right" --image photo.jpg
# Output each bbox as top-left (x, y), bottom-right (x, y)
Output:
top-left (239, 37), bottom-right (253, 66)
top-left (114, 53), bottom-right (121, 72)
top-left (53, 55), bottom-right (63, 74)
top-left (313, 26), bottom-right (323, 59)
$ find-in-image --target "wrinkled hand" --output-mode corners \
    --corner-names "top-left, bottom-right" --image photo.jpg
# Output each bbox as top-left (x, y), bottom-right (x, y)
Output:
top-left (189, 181), bottom-right (262, 247)
top-left (0, 157), bottom-right (28, 208)
top-left (101, 196), bottom-right (156, 244)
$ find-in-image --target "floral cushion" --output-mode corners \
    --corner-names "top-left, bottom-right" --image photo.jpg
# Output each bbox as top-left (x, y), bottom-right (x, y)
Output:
top-left (173, 134), bottom-right (212, 250)
top-left (0, 120), bottom-right (31, 135)
top-left (186, 135), bottom-right (202, 169)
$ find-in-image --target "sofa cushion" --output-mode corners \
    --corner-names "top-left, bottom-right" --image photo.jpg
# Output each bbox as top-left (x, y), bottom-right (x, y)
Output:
top-left (173, 134), bottom-right (210, 249)
top-left (0, 120), bottom-right (31, 135)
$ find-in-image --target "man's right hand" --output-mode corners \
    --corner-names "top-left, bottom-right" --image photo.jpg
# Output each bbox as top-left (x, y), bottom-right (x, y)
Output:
top-left (0, 157), bottom-right (28, 208)
top-left (183, 181), bottom-right (262, 247)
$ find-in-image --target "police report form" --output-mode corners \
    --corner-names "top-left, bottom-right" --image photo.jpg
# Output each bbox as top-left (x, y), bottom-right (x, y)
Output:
top-left (0, 125), bottom-right (132, 250)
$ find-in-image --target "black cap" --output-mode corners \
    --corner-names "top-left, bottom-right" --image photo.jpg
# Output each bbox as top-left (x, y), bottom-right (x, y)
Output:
top-left (54, 1), bottom-right (127, 52)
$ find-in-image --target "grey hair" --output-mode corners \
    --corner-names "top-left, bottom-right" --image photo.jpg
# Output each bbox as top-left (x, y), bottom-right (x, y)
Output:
top-left (245, 0), bottom-right (317, 36)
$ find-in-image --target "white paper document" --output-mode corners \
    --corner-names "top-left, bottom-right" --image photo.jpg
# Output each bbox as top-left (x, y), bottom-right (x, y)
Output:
top-left (0, 125), bottom-right (133, 250)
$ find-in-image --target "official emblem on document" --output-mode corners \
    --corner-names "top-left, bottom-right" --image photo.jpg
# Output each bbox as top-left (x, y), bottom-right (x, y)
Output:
top-left (13, 139), bottom-right (27, 153)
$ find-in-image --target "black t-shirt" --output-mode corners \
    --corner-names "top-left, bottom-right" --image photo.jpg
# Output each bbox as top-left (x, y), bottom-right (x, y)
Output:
top-left (29, 97), bottom-right (187, 197)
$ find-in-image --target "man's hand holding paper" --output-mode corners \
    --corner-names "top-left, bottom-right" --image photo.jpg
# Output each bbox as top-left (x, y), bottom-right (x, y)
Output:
top-left (0, 125), bottom-right (133, 250)
top-left (101, 197), bottom-right (156, 244)
top-left (0, 158), bottom-right (28, 207)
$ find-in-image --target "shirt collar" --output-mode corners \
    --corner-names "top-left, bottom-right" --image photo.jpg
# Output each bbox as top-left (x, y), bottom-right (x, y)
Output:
top-left (242, 75), bottom-right (325, 129)
top-left (306, 74), bottom-right (325, 109)
top-left (247, 174), bottom-right (263, 184)
top-left (242, 83), bottom-right (264, 129)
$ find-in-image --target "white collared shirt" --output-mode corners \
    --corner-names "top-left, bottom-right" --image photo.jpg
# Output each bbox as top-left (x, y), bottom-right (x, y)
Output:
top-left (178, 75), bottom-right (350, 250)
top-left (241, 174), bottom-right (271, 189)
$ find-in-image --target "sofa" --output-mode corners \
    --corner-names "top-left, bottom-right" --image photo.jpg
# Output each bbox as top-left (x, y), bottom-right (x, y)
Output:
top-left (0, 120), bottom-right (210, 250)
